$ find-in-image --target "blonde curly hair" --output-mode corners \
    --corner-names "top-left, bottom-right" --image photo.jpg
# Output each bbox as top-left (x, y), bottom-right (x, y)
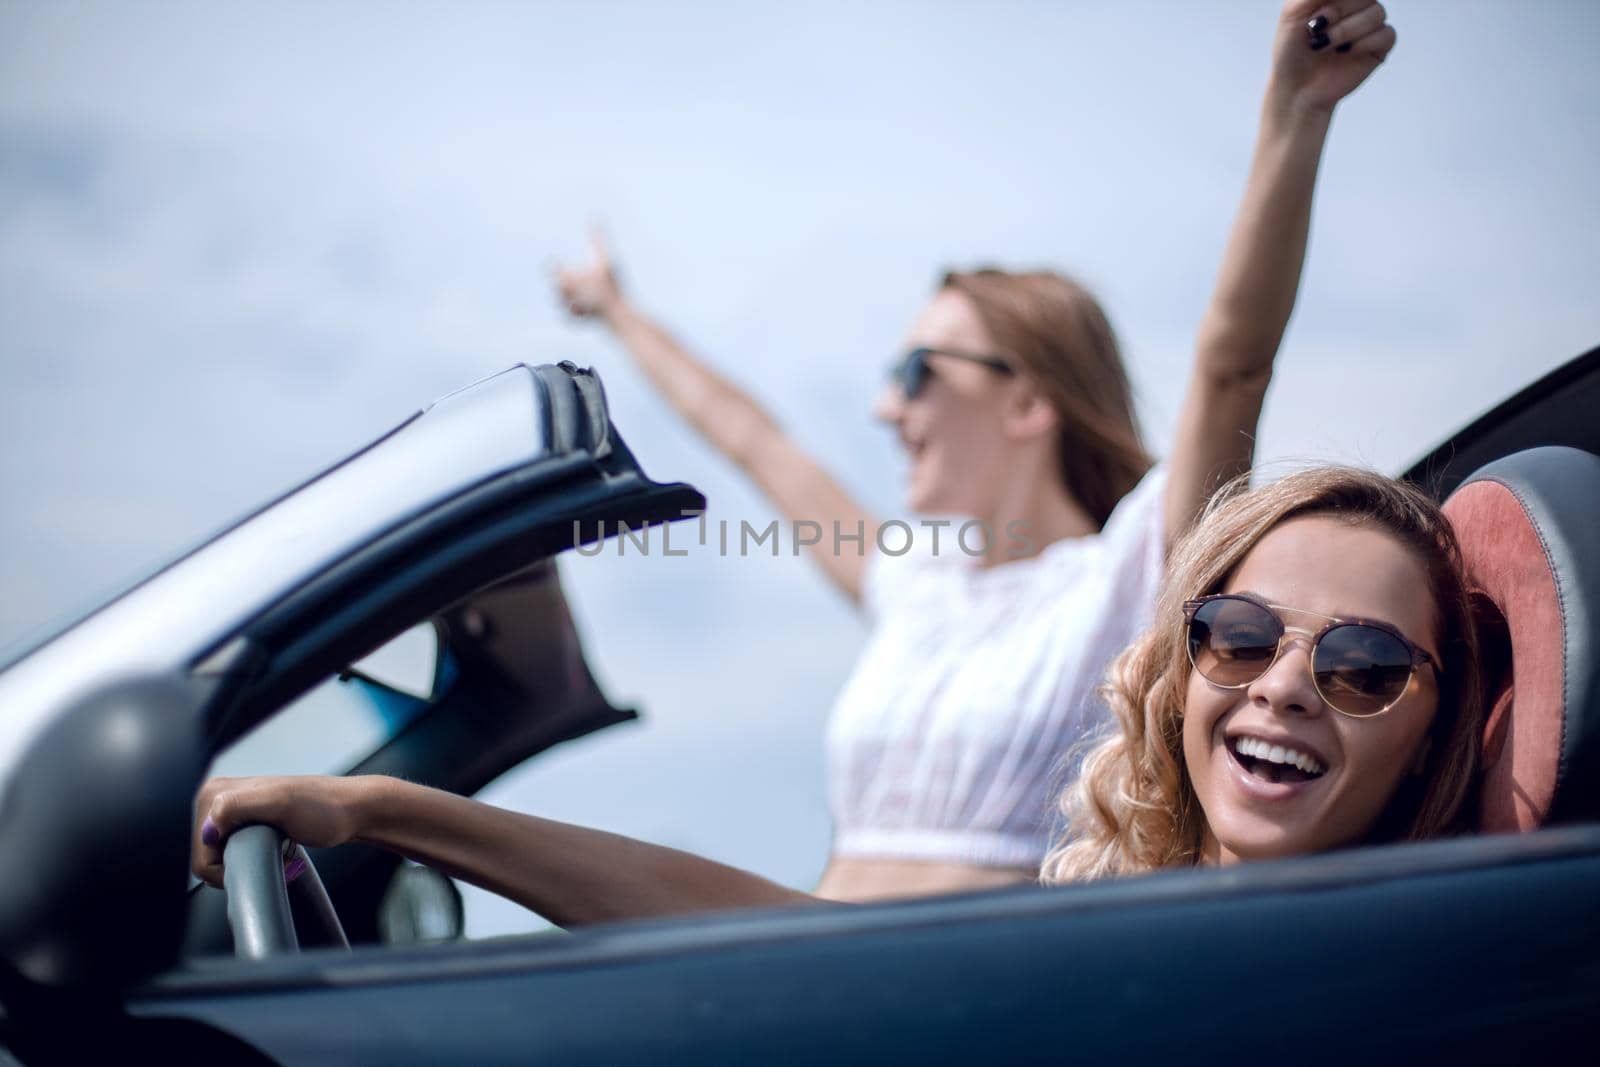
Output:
top-left (1040, 466), bottom-right (1486, 884)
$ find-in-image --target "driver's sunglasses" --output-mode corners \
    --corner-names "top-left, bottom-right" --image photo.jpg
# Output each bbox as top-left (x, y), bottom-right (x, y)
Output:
top-left (888, 346), bottom-right (1014, 399)
top-left (1182, 594), bottom-right (1440, 719)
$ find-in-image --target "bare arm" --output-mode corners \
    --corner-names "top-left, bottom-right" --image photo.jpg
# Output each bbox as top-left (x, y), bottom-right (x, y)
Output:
top-left (194, 775), bottom-right (820, 928)
top-left (556, 233), bottom-right (878, 603)
top-left (1166, 0), bottom-right (1397, 541)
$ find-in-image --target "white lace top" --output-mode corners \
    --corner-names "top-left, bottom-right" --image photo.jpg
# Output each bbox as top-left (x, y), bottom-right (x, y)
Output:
top-left (825, 465), bottom-right (1167, 869)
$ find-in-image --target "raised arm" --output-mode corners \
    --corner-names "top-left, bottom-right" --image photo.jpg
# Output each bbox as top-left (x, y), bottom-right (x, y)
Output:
top-left (555, 232), bottom-right (878, 603)
top-left (194, 775), bottom-right (819, 928)
top-left (1165, 0), bottom-right (1397, 541)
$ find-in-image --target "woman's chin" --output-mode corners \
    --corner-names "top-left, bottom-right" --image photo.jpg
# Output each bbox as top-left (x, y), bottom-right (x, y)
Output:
top-left (1218, 836), bottom-right (1302, 864)
top-left (903, 476), bottom-right (939, 515)
top-left (904, 475), bottom-right (979, 519)
top-left (1207, 813), bottom-right (1316, 864)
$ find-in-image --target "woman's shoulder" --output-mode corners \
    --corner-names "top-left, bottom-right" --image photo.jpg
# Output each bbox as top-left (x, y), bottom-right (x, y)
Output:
top-left (1019, 462), bottom-right (1167, 613)
top-left (1099, 461), bottom-right (1167, 543)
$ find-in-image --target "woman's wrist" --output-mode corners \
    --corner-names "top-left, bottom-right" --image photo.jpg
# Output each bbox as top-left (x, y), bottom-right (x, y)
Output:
top-left (1263, 74), bottom-right (1337, 133)
top-left (342, 774), bottom-right (399, 845)
top-left (598, 292), bottom-right (635, 331)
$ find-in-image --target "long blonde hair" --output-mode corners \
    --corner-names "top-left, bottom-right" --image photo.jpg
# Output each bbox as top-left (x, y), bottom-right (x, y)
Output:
top-left (1040, 467), bottom-right (1486, 884)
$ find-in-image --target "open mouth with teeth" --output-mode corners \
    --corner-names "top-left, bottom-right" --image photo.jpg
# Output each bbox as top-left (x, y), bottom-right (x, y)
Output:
top-left (1227, 736), bottom-right (1327, 785)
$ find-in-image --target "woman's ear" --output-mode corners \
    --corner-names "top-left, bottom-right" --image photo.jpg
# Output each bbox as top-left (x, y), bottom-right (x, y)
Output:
top-left (1003, 384), bottom-right (1060, 441)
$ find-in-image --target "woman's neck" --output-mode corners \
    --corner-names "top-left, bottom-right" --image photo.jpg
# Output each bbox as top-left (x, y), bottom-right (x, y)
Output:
top-left (976, 475), bottom-right (1099, 568)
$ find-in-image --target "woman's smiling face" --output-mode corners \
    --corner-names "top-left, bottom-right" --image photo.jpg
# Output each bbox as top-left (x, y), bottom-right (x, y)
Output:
top-left (1181, 514), bottom-right (1444, 864)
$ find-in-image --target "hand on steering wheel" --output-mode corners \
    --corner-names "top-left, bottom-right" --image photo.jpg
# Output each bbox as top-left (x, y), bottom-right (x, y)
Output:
top-left (221, 825), bottom-right (349, 958)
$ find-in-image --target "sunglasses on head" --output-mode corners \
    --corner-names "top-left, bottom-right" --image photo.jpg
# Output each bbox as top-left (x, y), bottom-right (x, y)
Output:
top-left (1183, 594), bottom-right (1440, 719)
top-left (888, 346), bottom-right (1014, 399)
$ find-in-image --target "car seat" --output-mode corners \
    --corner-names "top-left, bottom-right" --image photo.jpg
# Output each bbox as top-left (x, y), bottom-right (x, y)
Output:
top-left (1441, 445), bottom-right (1600, 830)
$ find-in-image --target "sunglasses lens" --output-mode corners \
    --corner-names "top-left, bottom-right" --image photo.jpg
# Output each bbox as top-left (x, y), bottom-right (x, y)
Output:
top-left (889, 350), bottom-right (929, 398)
top-left (1188, 598), bottom-right (1282, 686)
top-left (1313, 624), bottom-right (1415, 716)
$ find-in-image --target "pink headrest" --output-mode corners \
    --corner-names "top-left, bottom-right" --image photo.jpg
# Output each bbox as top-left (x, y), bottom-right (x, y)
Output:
top-left (1441, 446), bottom-right (1600, 831)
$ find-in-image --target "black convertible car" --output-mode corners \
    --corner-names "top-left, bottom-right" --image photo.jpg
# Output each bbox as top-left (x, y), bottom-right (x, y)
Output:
top-left (1, 353), bottom-right (1597, 1065)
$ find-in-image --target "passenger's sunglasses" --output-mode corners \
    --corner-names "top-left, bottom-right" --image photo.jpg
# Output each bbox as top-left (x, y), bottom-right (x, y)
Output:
top-left (888, 346), bottom-right (1014, 399)
top-left (1182, 594), bottom-right (1439, 719)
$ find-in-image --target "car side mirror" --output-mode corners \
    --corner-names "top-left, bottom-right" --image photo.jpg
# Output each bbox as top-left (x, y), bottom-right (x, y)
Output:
top-left (0, 674), bottom-right (209, 990)
top-left (378, 864), bottom-right (465, 944)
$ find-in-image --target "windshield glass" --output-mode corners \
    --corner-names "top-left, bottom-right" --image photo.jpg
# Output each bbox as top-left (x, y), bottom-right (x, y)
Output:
top-left (213, 624), bottom-right (450, 778)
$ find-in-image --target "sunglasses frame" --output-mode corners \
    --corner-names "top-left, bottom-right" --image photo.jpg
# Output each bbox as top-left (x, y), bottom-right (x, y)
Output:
top-left (1181, 593), bottom-right (1440, 718)
top-left (889, 346), bottom-right (1014, 399)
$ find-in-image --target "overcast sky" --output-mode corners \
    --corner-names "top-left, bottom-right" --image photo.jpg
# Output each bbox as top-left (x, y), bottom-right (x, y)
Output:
top-left (2, 1), bottom-right (1597, 937)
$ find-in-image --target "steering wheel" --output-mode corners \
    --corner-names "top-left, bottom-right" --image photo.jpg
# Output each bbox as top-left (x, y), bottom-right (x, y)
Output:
top-left (222, 824), bottom-right (350, 958)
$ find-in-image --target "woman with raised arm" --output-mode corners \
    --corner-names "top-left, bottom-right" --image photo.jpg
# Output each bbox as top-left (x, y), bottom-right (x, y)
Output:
top-left (199, 1), bottom-right (1403, 910)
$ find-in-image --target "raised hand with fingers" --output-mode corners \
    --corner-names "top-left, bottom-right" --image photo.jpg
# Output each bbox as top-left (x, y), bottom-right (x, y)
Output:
top-left (1274, 0), bottom-right (1396, 113)
top-left (542, 223), bottom-right (880, 603)
top-left (553, 227), bottom-right (624, 321)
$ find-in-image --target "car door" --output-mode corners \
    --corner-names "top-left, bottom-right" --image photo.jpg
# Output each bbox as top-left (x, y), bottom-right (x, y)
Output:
top-left (117, 827), bottom-right (1600, 1066)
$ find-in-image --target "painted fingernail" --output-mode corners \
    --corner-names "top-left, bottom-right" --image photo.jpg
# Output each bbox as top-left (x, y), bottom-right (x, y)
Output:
top-left (283, 855), bottom-right (309, 884)
top-left (1309, 32), bottom-right (1332, 51)
top-left (1335, 42), bottom-right (1353, 53)
top-left (201, 816), bottom-right (220, 846)
top-left (1306, 15), bottom-right (1329, 35)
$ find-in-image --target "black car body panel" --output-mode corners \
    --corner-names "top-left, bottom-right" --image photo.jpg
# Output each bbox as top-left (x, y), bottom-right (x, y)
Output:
top-left (131, 829), bottom-right (1600, 1064)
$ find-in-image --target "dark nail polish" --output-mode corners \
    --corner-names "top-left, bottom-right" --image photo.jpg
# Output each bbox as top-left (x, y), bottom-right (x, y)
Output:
top-left (1306, 15), bottom-right (1329, 35)
top-left (1309, 32), bottom-right (1331, 51)
top-left (1335, 42), bottom-right (1353, 54)
top-left (201, 816), bottom-right (220, 846)
top-left (283, 855), bottom-right (309, 884)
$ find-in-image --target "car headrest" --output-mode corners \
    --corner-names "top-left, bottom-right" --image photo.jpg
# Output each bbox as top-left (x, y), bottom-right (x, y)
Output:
top-left (1441, 446), bottom-right (1600, 831)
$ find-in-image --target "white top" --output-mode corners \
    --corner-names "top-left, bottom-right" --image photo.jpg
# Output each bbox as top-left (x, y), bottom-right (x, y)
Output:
top-left (825, 464), bottom-right (1167, 869)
